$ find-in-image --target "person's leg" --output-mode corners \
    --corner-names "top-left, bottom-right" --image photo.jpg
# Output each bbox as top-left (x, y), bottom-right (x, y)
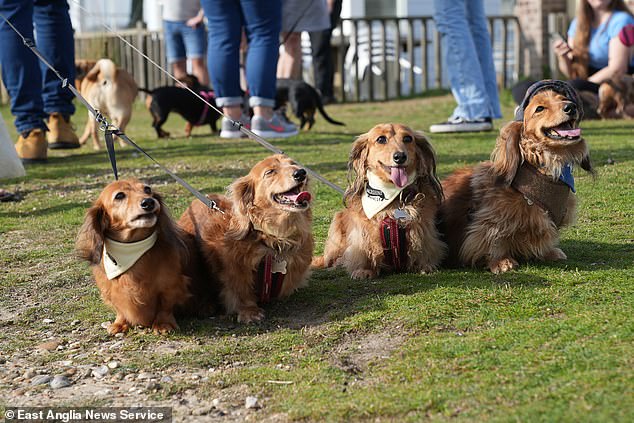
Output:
top-left (242, 0), bottom-right (297, 137)
top-left (0, 0), bottom-right (48, 161)
top-left (465, 0), bottom-right (501, 119)
top-left (430, 0), bottom-right (493, 132)
top-left (33, 0), bottom-right (79, 148)
top-left (163, 21), bottom-right (188, 79)
top-left (0, 0), bottom-right (46, 134)
top-left (309, 28), bottom-right (335, 102)
top-left (277, 32), bottom-right (302, 79)
top-left (181, 23), bottom-right (209, 85)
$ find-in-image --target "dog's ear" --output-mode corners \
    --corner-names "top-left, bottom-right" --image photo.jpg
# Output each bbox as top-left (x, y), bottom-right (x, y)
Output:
top-left (76, 202), bottom-right (109, 265)
top-left (414, 131), bottom-right (443, 202)
top-left (344, 132), bottom-right (369, 205)
top-left (227, 175), bottom-right (255, 240)
top-left (490, 120), bottom-right (523, 186)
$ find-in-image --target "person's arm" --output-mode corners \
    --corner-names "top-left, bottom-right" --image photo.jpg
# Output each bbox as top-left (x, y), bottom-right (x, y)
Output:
top-left (554, 37), bottom-right (575, 78)
top-left (588, 36), bottom-right (630, 83)
top-left (186, 9), bottom-right (204, 28)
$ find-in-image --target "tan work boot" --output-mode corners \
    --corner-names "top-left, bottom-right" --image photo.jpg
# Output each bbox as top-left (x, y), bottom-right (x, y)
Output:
top-left (16, 128), bottom-right (47, 164)
top-left (47, 112), bottom-right (80, 149)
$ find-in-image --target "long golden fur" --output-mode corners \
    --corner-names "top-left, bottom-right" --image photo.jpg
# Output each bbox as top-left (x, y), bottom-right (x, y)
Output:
top-left (313, 123), bottom-right (445, 279)
top-left (76, 179), bottom-right (193, 334)
top-left (178, 155), bottom-right (314, 323)
top-left (439, 89), bottom-right (593, 273)
top-left (79, 59), bottom-right (138, 150)
top-left (597, 75), bottom-right (634, 119)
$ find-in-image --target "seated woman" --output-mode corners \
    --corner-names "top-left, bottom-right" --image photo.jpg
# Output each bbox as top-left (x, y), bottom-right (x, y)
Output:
top-left (513, 0), bottom-right (634, 116)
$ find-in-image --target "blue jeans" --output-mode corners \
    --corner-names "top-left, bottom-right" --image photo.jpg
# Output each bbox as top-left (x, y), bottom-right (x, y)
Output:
top-left (0, 0), bottom-right (76, 134)
top-left (163, 20), bottom-right (207, 63)
top-left (201, 0), bottom-right (281, 108)
top-left (433, 0), bottom-right (501, 120)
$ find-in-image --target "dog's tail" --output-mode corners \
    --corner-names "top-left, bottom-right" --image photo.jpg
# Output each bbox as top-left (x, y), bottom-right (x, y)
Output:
top-left (84, 59), bottom-right (118, 85)
top-left (311, 255), bottom-right (326, 269)
top-left (311, 85), bottom-right (345, 126)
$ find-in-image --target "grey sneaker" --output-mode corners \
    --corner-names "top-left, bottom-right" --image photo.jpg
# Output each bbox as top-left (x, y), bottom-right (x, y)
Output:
top-left (220, 115), bottom-right (250, 139)
top-left (429, 117), bottom-right (493, 133)
top-left (251, 112), bottom-right (298, 138)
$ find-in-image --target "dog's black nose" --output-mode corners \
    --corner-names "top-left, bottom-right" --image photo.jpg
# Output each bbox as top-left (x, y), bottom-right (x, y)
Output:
top-left (293, 168), bottom-right (307, 182)
top-left (140, 198), bottom-right (155, 211)
top-left (393, 151), bottom-right (407, 165)
top-left (563, 102), bottom-right (577, 115)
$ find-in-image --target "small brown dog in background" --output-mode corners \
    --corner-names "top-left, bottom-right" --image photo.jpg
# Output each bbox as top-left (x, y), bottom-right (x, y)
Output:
top-left (597, 75), bottom-right (634, 119)
top-left (438, 81), bottom-right (593, 273)
top-left (76, 179), bottom-right (193, 335)
top-left (74, 59), bottom-right (97, 89)
top-left (78, 59), bottom-right (138, 149)
top-left (313, 123), bottom-right (445, 279)
top-left (179, 155), bottom-right (314, 323)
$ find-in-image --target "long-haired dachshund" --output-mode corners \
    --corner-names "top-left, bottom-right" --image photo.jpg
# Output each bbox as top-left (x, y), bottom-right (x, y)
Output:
top-left (597, 75), bottom-right (634, 119)
top-left (313, 123), bottom-right (445, 279)
top-left (178, 155), bottom-right (313, 323)
top-left (76, 179), bottom-right (194, 334)
top-left (439, 80), bottom-right (593, 273)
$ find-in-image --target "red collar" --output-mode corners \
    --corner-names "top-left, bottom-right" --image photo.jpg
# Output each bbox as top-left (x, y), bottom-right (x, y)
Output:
top-left (380, 217), bottom-right (407, 271)
top-left (256, 254), bottom-right (285, 303)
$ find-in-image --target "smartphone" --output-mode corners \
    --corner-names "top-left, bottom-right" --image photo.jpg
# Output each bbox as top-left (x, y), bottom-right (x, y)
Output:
top-left (550, 32), bottom-right (568, 45)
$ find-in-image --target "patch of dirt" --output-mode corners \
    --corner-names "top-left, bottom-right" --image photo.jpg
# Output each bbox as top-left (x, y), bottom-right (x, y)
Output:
top-left (330, 328), bottom-right (409, 375)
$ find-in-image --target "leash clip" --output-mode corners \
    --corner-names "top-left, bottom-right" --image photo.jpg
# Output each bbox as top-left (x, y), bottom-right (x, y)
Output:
top-left (94, 111), bottom-right (109, 132)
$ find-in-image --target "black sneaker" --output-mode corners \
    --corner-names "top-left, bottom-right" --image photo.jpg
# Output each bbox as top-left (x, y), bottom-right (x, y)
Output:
top-left (429, 117), bottom-right (493, 133)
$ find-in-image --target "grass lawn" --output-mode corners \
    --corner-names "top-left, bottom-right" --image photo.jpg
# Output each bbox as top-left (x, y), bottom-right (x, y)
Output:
top-left (0, 92), bottom-right (632, 422)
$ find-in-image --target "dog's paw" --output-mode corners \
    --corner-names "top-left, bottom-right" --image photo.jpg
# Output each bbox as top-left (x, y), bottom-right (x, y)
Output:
top-left (489, 257), bottom-right (519, 274)
top-left (350, 269), bottom-right (376, 280)
top-left (544, 248), bottom-right (567, 261)
top-left (152, 321), bottom-right (178, 335)
top-left (107, 321), bottom-right (129, 335)
top-left (237, 307), bottom-right (265, 324)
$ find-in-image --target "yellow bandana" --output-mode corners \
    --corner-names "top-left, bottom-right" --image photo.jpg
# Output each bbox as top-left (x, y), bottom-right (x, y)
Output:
top-left (103, 232), bottom-right (158, 280)
top-left (361, 170), bottom-right (416, 219)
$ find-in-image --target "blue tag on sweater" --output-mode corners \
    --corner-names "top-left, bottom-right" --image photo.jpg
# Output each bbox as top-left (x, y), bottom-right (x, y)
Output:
top-left (559, 164), bottom-right (575, 193)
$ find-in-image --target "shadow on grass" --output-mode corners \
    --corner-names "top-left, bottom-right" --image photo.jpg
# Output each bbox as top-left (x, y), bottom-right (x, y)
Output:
top-left (557, 239), bottom-right (634, 270)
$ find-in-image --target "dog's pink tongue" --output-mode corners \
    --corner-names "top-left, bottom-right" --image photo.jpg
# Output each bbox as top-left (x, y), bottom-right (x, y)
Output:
top-left (285, 191), bottom-right (312, 204)
top-left (554, 127), bottom-right (582, 137)
top-left (390, 167), bottom-right (408, 188)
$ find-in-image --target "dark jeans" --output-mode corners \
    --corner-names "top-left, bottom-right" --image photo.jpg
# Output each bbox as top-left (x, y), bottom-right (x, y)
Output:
top-left (0, 0), bottom-right (76, 133)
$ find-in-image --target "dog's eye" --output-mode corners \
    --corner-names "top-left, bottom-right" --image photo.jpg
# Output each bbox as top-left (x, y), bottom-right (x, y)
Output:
top-left (114, 192), bottom-right (126, 200)
top-left (264, 169), bottom-right (275, 177)
top-left (376, 135), bottom-right (388, 144)
top-left (402, 135), bottom-right (413, 143)
top-left (144, 186), bottom-right (152, 195)
top-left (535, 106), bottom-right (546, 113)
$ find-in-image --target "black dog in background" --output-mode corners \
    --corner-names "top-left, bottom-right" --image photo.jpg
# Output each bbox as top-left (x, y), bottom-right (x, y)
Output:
top-left (140, 75), bottom-right (221, 138)
top-left (275, 79), bottom-right (345, 130)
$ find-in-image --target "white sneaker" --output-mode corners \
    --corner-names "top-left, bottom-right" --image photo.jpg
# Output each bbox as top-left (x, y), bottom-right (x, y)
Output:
top-left (429, 117), bottom-right (493, 133)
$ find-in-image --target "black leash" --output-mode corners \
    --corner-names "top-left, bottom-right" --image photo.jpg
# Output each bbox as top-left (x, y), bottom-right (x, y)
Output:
top-left (1, 12), bottom-right (222, 213)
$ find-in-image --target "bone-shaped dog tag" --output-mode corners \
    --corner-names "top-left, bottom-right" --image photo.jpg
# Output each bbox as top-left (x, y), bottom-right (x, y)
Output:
top-left (271, 257), bottom-right (287, 274)
top-left (393, 209), bottom-right (410, 220)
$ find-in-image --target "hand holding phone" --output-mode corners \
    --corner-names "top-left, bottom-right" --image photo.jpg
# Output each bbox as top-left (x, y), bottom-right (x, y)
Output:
top-left (551, 32), bottom-right (573, 58)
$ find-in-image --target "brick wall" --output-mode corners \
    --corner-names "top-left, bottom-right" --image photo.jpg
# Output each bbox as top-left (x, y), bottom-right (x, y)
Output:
top-left (515, 0), bottom-right (567, 78)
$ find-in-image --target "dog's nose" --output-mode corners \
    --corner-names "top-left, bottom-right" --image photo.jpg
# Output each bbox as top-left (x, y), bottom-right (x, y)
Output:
top-left (563, 102), bottom-right (577, 115)
top-left (140, 198), bottom-right (155, 211)
top-left (293, 168), bottom-right (307, 182)
top-left (393, 151), bottom-right (408, 165)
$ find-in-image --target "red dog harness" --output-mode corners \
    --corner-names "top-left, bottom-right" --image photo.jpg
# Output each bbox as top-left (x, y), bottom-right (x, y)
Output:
top-left (380, 217), bottom-right (408, 271)
top-left (256, 254), bottom-right (285, 304)
top-left (196, 90), bottom-right (215, 126)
